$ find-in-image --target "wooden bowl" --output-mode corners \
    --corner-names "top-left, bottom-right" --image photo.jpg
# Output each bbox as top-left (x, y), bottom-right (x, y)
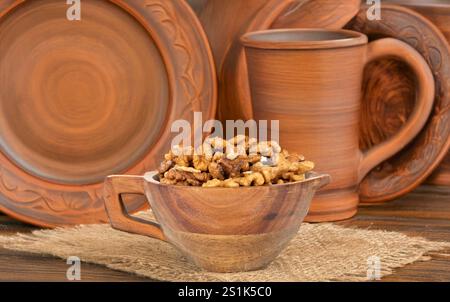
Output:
top-left (104, 172), bottom-right (330, 272)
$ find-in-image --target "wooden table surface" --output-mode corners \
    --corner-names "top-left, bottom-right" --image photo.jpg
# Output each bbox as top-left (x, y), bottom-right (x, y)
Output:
top-left (0, 185), bottom-right (449, 282)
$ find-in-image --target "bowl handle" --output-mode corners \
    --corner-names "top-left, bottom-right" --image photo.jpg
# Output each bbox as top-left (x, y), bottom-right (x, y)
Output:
top-left (103, 175), bottom-right (166, 242)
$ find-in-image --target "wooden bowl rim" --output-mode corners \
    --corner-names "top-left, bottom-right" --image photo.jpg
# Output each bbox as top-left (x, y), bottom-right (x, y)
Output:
top-left (143, 170), bottom-right (330, 190)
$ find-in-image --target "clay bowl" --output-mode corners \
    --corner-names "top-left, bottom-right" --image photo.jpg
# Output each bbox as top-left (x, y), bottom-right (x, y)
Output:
top-left (104, 171), bottom-right (330, 272)
top-left (384, 0), bottom-right (450, 186)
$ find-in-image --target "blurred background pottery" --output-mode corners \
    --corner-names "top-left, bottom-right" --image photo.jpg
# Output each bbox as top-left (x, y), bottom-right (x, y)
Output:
top-left (271, 0), bottom-right (361, 29)
top-left (104, 171), bottom-right (330, 273)
top-left (242, 29), bottom-right (435, 221)
top-left (382, 0), bottom-right (450, 187)
top-left (187, 0), bottom-right (361, 122)
top-left (346, 4), bottom-right (450, 201)
top-left (189, 1), bottom-right (449, 205)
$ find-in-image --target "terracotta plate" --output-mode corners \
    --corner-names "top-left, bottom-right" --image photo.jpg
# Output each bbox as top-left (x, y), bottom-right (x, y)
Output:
top-left (346, 4), bottom-right (450, 202)
top-left (0, 0), bottom-right (217, 226)
top-left (428, 155), bottom-right (450, 186)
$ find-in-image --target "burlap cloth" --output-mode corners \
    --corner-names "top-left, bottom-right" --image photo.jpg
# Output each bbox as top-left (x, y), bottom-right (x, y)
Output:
top-left (0, 211), bottom-right (449, 281)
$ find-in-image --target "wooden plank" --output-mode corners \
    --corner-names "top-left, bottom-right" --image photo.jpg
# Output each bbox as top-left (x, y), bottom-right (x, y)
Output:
top-left (0, 213), bottom-right (153, 281)
top-left (0, 247), bottom-right (150, 282)
top-left (338, 185), bottom-right (450, 282)
top-left (382, 258), bottom-right (450, 282)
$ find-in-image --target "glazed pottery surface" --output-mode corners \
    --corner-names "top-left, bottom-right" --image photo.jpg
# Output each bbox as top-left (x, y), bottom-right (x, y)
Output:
top-left (347, 4), bottom-right (450, 196)
top-left (382, 0), bottom-right (450, 186)
top-left (104, 172), bottom-right (330, 273)
top-left (242, 29), bottom-right (435, 221)
top-left (0, 0), bottom-right (217, 227)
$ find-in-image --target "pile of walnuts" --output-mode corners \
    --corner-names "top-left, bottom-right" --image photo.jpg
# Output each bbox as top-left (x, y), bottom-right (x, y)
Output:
top-left (157, 136), bottom-right (314, 187)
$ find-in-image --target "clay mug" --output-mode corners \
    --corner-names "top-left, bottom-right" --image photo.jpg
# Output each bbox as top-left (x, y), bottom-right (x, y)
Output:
top-left (241, 29), bottom-right (435, 222)
top-left (104, 171), bottom-right (330, 272)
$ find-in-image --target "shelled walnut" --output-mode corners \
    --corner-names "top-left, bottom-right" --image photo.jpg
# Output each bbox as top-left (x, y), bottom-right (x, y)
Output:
top-left (157, 136), bottom-right (315, 187)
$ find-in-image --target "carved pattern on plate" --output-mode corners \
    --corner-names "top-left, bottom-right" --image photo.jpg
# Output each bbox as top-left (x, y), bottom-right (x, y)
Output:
top-left (347, 5), bottom-right (450, 201)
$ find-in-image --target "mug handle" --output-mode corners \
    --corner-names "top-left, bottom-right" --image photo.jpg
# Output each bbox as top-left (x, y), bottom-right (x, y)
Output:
top-left (103, 175), bottom-right (166, 241)
top-left (358, 38), bottom-right (435, 182)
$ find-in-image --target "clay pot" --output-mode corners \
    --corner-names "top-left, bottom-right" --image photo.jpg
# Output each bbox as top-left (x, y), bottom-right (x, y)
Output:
top-left (242, 29), bottom-right (435, 221)
top-left (103, 171), bottom-right (330, 273)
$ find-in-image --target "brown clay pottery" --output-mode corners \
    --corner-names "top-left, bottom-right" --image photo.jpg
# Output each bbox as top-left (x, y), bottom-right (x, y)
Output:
top-left (0, 0), bottom-right (217, 227)
top-left (242, 29), bottom-right (435, 222)
top-left (189, 0), bottom-right (361, 121)
top-left (383, 1), bottom-right (450, 187)
top-left (346, 4), bottom-right (450, 200)
top-left (428, 156), bottom-right (450, 186)
top-left (104, 171), bottom-right (330, 272)
top-left (271, 0), bottom-right (361, 30)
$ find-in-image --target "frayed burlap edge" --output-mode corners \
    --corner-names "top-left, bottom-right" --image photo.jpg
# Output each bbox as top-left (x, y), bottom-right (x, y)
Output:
top-left (0, 212), bottom-right (449, 282)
